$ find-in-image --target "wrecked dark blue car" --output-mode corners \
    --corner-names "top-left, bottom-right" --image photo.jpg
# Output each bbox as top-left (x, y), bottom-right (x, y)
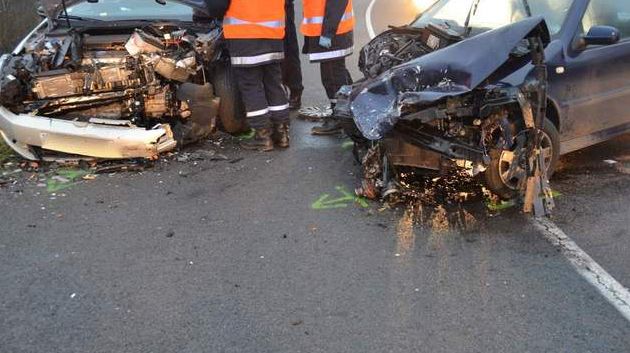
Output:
top-left (339, 0), bottom-right (630, 201)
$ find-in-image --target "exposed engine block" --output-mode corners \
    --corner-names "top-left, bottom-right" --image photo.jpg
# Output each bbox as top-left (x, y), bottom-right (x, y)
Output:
top-left (359, 26), bottom-right (460, 79)
top-left (0, 24), bottom-right (222, 126)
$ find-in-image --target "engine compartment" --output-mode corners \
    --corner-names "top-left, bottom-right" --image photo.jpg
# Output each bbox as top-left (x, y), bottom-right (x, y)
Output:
top-left (358, 24), bottom-right (461, 79)
top-left (0, 23), bottom-right (223, 136)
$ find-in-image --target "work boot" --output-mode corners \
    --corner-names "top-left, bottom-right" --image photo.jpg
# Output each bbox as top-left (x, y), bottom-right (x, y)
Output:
top-left (272, 123), bottom-right (290, 148)
top-left (289, 90), bottom-right (302, 110)
top-left (240, 128), bottom-right (274, 152)
top-left (311, 119), bottom-right (343, 135)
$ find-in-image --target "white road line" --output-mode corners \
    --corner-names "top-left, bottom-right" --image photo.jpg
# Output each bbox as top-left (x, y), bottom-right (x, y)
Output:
top-left (532, 217), bottom-right (630, 322)
top-left (366, 0), bottom-right (378, 39)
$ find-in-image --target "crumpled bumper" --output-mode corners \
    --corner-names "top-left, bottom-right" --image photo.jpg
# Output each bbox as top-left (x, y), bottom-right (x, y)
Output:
top-left (0, 106), bottom-right (177, 160)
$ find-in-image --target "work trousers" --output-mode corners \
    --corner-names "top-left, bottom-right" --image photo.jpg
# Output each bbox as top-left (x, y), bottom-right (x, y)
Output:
top-left (320, 58), bottom-right (353, 102)
top-left (282, 0), bottom-right (303, 94)
top-left (233, 63), bottom-right (290, 129)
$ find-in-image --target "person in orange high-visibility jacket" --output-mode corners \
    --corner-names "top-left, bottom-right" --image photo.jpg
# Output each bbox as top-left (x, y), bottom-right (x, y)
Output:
top-left (302, 0), bottom-right (355, 135)
top-left (221, 0), bottom-right (290, 151)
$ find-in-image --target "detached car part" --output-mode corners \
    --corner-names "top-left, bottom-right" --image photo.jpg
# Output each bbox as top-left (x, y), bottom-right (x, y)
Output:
top-left (0, 106), bottom-right (175, 160)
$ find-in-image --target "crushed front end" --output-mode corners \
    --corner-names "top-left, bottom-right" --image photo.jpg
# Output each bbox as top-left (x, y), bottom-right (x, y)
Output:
top-left (339, 17), bottom-right (555, 215)
top-left (0, 20), bottom-right (227, 161)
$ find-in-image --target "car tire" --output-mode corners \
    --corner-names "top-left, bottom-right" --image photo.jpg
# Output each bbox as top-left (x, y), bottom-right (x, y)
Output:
top-left (484, 118), bottom-right (560, 200)
top-left (212, 64), bottom-right (249, 134)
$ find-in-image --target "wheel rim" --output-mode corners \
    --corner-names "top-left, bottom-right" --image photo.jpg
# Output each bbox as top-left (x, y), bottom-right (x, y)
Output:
top-left (498, 132), bottom-right (554, 190)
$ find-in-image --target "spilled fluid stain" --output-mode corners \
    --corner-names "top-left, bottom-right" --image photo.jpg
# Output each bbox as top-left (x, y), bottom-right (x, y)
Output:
top-left (387, 168), bottom-right (488, 236)
top-left (395, 209), bottom-right (416, 256)
top-left (376, 166), bottom-right (502, 265)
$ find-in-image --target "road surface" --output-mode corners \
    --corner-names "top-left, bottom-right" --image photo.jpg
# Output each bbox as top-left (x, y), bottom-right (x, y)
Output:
top-left (1, 1), bottom-right (629, 352)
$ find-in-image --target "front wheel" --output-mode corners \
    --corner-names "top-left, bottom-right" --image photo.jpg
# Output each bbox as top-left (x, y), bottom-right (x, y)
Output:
top-left (212, 64), bottom-right (249, 134)
top-left (484, 118), bottom-right (560, 200)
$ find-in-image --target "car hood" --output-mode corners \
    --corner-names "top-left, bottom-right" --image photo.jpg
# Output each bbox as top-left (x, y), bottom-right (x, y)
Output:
top-left (40, 0), bottom-right (209, 20)
top-left (349, 16), bottom-right (550, 141)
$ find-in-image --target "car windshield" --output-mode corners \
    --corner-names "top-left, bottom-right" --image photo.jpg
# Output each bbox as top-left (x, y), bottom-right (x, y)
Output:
top-left (412, 0), bottom-right (574, 36)
top-left (65, 0), bottom-right (195, 22)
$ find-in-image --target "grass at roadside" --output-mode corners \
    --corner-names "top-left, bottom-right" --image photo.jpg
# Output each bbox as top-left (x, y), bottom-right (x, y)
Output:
top-left (0, 140), bottom-right (13, 163)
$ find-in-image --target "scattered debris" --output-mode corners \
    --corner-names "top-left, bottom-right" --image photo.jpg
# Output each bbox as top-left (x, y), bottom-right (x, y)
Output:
top-left (0, 134), bottom-right (233, 194)
top-left (95, 162), bottom-right (149, 175)
top-left (298, 106), bottom-right (333, 122)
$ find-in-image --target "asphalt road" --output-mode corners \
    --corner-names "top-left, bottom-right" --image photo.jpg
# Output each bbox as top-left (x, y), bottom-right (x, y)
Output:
top-left (1, 1), bottom-right (630, 352)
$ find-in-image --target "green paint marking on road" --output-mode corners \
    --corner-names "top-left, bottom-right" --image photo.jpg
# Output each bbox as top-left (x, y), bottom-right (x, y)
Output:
top-left (341, 140), bottom-right (355, 150)
top-left (312, 185), bottom-right (369, 210)
top-left (237, 129), bottom-right (256, 140)
top-left (47, 169), bottom-right (90, 193)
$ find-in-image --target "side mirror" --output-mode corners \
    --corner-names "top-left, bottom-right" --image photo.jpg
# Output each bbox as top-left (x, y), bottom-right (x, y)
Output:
top-left (583, 25), bottom-right (621, 46)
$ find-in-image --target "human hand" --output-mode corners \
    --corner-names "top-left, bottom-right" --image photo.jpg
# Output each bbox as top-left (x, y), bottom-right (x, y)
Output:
top-left (319, 36), bottom-right (332, 49)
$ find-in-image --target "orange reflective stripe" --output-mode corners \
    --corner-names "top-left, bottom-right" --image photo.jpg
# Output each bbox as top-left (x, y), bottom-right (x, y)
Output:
top-left (301, 0), bottom-right (354, 36)
top-left (224, 0), bottom-right (285, 39)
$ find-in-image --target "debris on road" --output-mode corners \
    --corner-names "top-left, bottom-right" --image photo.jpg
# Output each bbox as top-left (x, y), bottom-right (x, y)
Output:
top-left (47, 169), bottom-right (91, 192)
top-left (94, 162), bottom-right (149, 175)
top-left (298, 106), bottom-right (333, 122)
top-left (0, 135), bottom-right (235, 194)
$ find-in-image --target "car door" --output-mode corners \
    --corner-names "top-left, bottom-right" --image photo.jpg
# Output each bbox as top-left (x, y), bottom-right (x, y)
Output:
top-left (559, 0), bottom-right (630, 145)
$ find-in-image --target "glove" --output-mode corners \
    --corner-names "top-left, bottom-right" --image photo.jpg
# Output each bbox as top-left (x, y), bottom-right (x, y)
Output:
top-left (319, 36), bottom-right (332, 49)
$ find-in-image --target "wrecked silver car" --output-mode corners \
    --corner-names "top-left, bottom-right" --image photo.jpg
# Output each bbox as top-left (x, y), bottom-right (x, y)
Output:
top-left (0, 0), bottom-right (246, 161)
